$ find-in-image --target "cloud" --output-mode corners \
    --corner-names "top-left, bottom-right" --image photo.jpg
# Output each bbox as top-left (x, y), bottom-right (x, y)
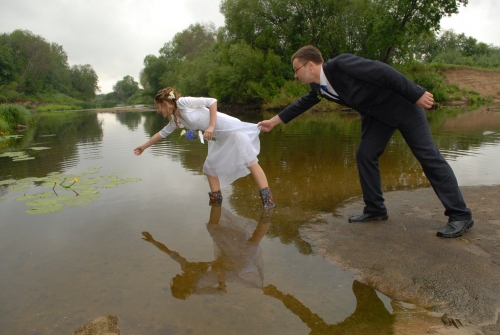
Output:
top-left (440, 0), bottom-right (500, 46)
top-left (0, 0), bottom-right (225, 93)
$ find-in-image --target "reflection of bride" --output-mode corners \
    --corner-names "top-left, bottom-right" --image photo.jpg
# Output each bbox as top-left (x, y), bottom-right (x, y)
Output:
top-left (141, 205), bottom-right (272, 300)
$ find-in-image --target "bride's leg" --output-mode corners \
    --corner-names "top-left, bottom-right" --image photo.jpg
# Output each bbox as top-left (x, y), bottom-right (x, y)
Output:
top-left (207, 175), bottom-right (222, 205)
top-left (207, 175), bottom-right (221, 191)
top-left (248, 163), bottom-right (268, 189)
top-left (249, 164), bottom-right (276, 210)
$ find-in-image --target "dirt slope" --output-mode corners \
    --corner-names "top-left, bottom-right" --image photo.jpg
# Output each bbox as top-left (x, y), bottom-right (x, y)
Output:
top-left (444, 68), bottom-right (500, 102)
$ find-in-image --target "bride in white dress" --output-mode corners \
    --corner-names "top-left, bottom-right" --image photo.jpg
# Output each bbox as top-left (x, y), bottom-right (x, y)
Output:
top-left (133, 87), bottom-right (276, 210)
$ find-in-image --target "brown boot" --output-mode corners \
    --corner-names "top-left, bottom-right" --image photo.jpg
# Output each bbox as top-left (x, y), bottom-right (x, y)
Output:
top-left (208, 190), bottom-right (222, 205)
top-left (259, 187), bottom-right (276, 210)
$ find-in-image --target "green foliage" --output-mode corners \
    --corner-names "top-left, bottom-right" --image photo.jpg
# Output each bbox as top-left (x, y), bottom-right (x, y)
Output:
top-left (0, 104), bottom-right (34, 133)
top-left (140, 23), bottom-right (217, 100)
top-left (220, 0), bottom-right (468, 64)
top-left (137, 1), bottom-right (498, 109)
top-left (0, 42), bottom-right (15, 85)
top-left (0, 30), bottom-right (99, 101)
top-left (406, 30), bottom-right (500, 69)
top-left (207, 41), bottom-right (286, 105)
top-left (70, 64), bottom-right (99, 100)
top-left (112, 75), bottom-right (139, 104)
top-left (263, 80), bottom-right (310, 110)
top-left (0, 117), bottom-right (9, 132)
top-left (396, 62), bottom-right (448, 101)
top-left (220, 0), bottom-right (361, 59)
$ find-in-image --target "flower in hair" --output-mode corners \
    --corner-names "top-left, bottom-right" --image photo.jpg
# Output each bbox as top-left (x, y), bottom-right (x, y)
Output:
top-left (168, 90), bottom-right (176, 100)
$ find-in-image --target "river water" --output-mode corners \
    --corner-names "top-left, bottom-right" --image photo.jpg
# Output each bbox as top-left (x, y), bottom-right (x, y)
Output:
top-left (0, 106), bottom-right (499, 334)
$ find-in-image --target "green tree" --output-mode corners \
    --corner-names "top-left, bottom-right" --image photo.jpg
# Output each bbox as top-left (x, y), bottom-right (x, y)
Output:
top-left (0, 29), bottom-right (101, 100)
top-left (207, 41), bottom-right (286, 105)
top-left (365, 0), bottom-right (468, 63)
top-left (4, 30), bottom-right (53, 94)
top-left (220, 0), bottom-right (353, 60)
top-left (0, 42), bottom-right (15, 85)
top-left (70, 64), bottom-right (100, 100)
top-left (142, 54), bottom-right (168, 97)
top-left (112, 75), bottom-right (140, 103)
top-left (141, 23), bottom-right (217, 99)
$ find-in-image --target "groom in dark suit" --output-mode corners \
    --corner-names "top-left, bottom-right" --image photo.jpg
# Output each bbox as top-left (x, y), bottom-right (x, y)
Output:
top-left (258, 45), bottom-right (473, 238)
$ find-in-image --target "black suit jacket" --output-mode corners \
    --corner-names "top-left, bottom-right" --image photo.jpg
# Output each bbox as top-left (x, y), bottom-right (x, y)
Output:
top-left (278, 54), bottom-right (427, 127)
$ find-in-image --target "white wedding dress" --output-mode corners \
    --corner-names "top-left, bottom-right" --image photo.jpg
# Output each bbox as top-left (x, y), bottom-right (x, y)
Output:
top-left (159, 97), bottom-right (260, 189)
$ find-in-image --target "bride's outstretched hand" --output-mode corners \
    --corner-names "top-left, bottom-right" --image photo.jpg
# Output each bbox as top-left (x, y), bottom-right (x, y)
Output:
top-left (134, 146), bottom-right (145, 156)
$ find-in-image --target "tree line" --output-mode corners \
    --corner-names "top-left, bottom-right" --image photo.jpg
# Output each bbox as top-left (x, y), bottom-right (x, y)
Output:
top-left (135, 0), bottom-right (500, 107)
top-left (2, 0), bottom-right (500, 108)
top-left (0, 30), bottom-right (99, 102)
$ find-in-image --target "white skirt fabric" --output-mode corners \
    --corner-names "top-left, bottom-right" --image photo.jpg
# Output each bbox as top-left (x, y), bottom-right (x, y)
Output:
top-left (177, 108), bottom-right (260, 189)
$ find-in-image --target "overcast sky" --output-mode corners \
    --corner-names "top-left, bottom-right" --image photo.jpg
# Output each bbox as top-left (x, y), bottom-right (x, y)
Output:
top-left (0, 0), bottom-right (498, 94)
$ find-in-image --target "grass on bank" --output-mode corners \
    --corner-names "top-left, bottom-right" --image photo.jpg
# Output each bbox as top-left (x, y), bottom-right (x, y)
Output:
top-left (37, 105), bottom-right (82, 112)
top-left (0, 104), bottom-right (35, 134)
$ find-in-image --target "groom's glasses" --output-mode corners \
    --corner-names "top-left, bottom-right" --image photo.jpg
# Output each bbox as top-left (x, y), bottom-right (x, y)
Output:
top-left (293, 63), bottom-right (308, 73)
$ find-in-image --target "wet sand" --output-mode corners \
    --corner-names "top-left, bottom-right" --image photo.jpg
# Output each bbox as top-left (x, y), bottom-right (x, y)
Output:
top-left (300, 185), bottom-right (500, 335)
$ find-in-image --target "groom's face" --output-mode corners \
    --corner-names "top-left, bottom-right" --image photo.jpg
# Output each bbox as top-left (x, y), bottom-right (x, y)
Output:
top-left (292, 58), bottom-right (313, 84)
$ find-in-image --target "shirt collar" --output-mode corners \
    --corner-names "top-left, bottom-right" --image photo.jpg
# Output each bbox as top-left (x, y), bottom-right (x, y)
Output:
top-left (320, 66), bottom-right (328, 86)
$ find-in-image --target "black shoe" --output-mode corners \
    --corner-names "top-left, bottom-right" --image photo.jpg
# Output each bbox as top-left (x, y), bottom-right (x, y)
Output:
top-left (348, 213), bottom-right (389, 223)
top-left (436, 219), bottom-right (474, 238)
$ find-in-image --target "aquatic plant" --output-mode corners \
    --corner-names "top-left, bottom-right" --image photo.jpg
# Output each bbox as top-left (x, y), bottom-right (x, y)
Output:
top-left (0, 167), bottom-right (142, 215)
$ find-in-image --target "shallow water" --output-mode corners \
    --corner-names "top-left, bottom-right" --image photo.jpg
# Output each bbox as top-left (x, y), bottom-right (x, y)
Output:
top-left (0, 106), bottom-right (499, 334)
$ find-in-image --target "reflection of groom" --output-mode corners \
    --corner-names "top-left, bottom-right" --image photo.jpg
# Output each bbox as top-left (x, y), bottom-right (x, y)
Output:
top-left (263, 280), bottom-right (395, 334)
top-left (141, 205), bottom-right (271, 299)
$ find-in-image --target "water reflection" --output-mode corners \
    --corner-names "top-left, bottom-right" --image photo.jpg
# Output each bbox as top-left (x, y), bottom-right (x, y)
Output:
top-left (0, 111), bottom-right (103, 179)
top-left (1, 106), bottom-right (500, 334)
top-left (141, 206), bottom-right (272, 299)
top-left (115, 111), bottom-right (142, 131)
top-left (264, 280), bottom-right (394, 334)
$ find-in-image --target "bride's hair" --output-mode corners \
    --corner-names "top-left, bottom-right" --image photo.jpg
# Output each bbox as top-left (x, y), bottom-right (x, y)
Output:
top-left (154, 87), bottom-right (183, 125)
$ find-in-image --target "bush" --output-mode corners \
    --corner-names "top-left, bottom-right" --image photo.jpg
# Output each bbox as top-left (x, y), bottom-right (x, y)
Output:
top-left (262, 80), bottom-right (309, 110)
top-left (0, 104), bottom-right (34, 133)
top-left (396, 62), bottom-right (448, 101)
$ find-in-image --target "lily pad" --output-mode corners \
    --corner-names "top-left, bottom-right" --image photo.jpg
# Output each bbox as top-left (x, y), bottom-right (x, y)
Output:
top-left (112, 170), bottom-right (129, 174)
top-left (26, 198), bottom-right (59, 207)
top-left (0, 179), bottom-right (16, 186)
top-left (123, 178), bottom-right (142, 182)
top-left (34, 192), bottom-right (57, 198)
top-left (17, 177), bottom-right (39, 185)
top-left (25, 203), bottom-right (64, 214)
top-left (28, 147), bottom-right (51, 151)
top-left (16, 194), bottom-right (37, 201)
top-left (78, 189), bottom-right (102, 199)
top-left (54, 194), bottom-right (75, 202)
top-left (79, 177), bottom-right (103, 185)
top-left (0, 135), bottom-right (22, 141)
top-left (0, 151), bottom-right (26, 158)
top-left (9, 185), bottom-right (30, 192)
top-left (99, 183), bottom-right (119, 188)
top-left (64, 197), bottom-right (93, 206)
top-left (13, 156), bottom-right (35, 161)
